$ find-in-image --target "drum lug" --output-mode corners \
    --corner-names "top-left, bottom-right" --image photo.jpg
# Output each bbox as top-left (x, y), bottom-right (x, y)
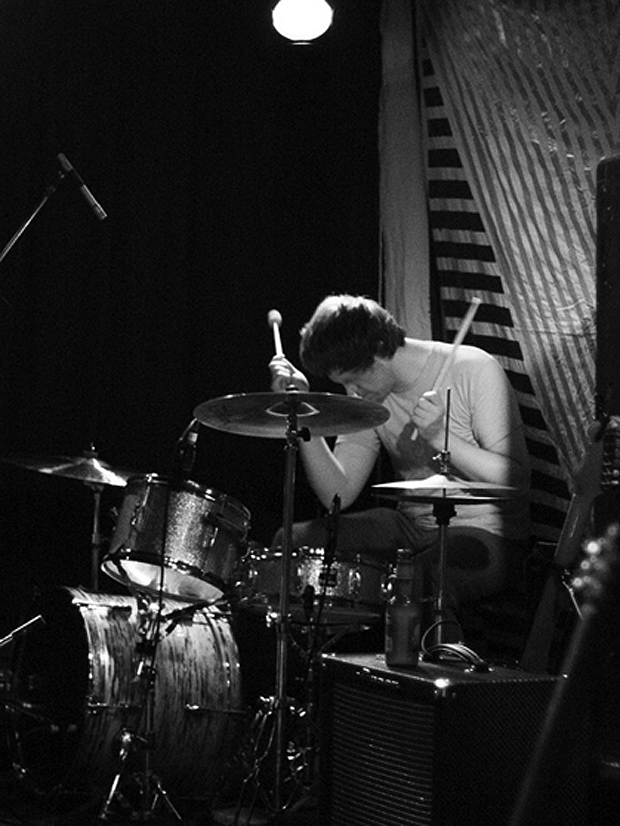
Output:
top-left (184, 704), bottom-right (209, 716)
top-left (86, 701), bottom-right (142, 715)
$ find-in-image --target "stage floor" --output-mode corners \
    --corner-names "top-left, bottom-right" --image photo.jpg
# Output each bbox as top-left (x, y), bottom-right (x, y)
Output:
top-left (0, 768), bottom-right (319, 825)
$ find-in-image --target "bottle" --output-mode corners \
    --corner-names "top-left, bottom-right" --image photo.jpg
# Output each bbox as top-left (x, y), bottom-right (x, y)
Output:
top-left (384, 549), bottom-right (421, 668)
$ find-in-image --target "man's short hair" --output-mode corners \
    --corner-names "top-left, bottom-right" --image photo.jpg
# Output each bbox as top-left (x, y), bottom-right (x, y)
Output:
top-left (299, 294), bottom-right (406, 377)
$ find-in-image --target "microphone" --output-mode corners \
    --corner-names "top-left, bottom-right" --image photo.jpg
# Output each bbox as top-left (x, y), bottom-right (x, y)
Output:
top-left (57, 153), bottom-right (107, 221)
top-left (178, 419), bottom-right (200, 475)
top-left (267, 309), bottom-right (284, 358)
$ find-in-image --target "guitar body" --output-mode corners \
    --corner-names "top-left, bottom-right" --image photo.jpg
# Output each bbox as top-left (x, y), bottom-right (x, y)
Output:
top-left (520, 432), bottom-right (604, 674)
top-left (509, 521), bottom-right (620, 826)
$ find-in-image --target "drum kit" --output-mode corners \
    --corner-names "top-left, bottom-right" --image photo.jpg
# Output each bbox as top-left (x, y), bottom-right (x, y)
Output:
top-left (0, 389), bottom-right (390, 822)
top-left (1, 387), bottom-right (517, 823)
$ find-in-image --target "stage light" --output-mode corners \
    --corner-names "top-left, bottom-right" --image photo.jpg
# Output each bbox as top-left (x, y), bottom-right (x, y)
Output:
top-left (272, 0), bottom-right (334, 44)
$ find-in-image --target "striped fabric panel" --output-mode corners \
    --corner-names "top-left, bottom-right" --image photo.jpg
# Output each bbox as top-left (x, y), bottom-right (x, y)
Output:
top-left (418, 0), bottom-right (619, 490)
top-left (419, 48), bottom-right (569, 541)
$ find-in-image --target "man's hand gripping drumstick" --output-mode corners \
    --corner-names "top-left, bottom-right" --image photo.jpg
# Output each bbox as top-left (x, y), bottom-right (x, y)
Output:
top-left (268, 309), bottom-right (310, 393)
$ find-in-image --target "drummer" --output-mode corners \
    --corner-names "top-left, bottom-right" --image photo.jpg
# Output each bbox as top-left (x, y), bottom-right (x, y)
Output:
top-left (269, 294), bottom-right (531, 626)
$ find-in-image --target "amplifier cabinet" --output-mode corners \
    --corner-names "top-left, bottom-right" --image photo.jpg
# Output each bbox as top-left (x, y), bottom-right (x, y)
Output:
top-left (318, 654), bottom-right (589, 826)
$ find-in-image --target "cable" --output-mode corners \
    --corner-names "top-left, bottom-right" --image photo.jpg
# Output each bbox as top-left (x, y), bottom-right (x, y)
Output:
top-left (420, 619), bottom-right (490, 670)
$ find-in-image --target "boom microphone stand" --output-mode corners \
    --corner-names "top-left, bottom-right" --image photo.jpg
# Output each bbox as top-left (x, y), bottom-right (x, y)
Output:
top-left (0, 154), bottom-right (106, 277)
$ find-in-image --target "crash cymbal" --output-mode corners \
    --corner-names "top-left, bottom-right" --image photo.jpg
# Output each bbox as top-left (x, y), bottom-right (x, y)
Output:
top-left (193, 391), bottom-right (390, 438)
top-left (1, 452), bottom-right (135, 487)
top-left (373, 474), bottom-right (518, 499)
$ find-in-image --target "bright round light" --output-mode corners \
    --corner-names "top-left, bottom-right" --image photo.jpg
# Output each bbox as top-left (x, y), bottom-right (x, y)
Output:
top-left (272, 0), bottom-right (334, 43)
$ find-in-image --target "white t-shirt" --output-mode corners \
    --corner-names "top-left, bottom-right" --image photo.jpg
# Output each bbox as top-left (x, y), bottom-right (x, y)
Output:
top-left (335, 343), bottom-right (530, 542)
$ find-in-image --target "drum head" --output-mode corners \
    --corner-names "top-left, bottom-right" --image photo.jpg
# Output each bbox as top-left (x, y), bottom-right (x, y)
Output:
top-left (7, 587), bottom-right (244, 799)
top-left (101, 554), bottom-right (224, 602)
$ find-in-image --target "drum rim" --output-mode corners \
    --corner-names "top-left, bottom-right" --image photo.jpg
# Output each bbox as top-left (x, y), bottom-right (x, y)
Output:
top-left (101, 550), bottom-right (227, 599)
top-left (124, 473), bottom-right (251, 522)
top-left (8, 585), bottom-right (244, 796)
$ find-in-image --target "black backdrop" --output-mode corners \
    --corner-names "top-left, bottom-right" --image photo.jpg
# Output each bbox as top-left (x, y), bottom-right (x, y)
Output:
top-left (0, 0), bottom-right (383, 632)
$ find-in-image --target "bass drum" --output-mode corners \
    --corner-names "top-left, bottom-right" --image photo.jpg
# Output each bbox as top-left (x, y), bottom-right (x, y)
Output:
top-left (7, 587), bottom-right (244, 799)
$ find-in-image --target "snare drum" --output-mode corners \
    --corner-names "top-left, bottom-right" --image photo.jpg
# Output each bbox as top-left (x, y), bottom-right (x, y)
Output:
top-left (238, 546), bottom-right (386, 624)
top-left (102, 474), bottom-right (251, 601)
top-left (8, 587), bottom-right (243, 798)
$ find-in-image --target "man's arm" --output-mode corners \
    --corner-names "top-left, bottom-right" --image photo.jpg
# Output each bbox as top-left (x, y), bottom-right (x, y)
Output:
top-left (270, 354), bottom-right (379, 508)
top-left (413, 356), bottom-right (530, 490)
top-left (299, 436), bottom-right (378, 510)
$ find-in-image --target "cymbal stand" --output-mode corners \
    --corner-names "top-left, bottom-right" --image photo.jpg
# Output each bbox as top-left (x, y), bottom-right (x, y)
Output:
top-left (272, 397), bottom-right (309, 818)
top-left (81, 443), bottom-right (113, 592)
top-left (432, 388), bottom-right (454, 646)
top-left (85, 478), bottom-right (104, 592)
top-left (224, 395), bottom-right (311, 822)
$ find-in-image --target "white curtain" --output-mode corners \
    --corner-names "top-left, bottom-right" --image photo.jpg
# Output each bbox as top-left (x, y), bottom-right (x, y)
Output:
top-left (380, 0), bottom-right (620, 537)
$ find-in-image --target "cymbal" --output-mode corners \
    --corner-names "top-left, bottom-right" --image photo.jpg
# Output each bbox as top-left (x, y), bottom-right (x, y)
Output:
top-left (1, 453), bottom-right (135, 487)
top-left (374, 492), bottom-right (512, 505)
top-left (194, 391), bottom-right (390, 439)
top-left (373, 474), bottom-right (518, 499)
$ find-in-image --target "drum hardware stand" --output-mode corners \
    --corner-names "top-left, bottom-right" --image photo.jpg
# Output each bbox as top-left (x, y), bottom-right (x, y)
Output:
top-left (86, 480), bottom-right (105, 592)
top-left (223, 395), bottom-right (311, 823)
top-left (295, 494), bottom-right (343, 681)
top-left (431, 388), bottom-right (455, 646)
top-left (308, 494), bottom-right (341, 628)
top-left (83, 444), bottom-right (106, 592)
top-left (271, 395), bottom-right (309, 820)
top-left (223, 490), bottom-right (351, 825)
top-left (97, 593), bottom-right (184, 824)
top-left (98, 422), bottom-right (221, 823)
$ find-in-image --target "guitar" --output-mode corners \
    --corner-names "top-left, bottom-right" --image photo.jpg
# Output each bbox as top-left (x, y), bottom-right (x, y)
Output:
top-left (509, 519), bottom-right (620, 825)
top-left (519, 418), bottom-right (614, 674)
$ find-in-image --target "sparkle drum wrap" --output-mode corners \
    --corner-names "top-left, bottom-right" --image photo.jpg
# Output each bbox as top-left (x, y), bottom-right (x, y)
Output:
top-left (238, 546), bottom-right (386, 624)
top-left (102, 474), bottom-right (251, 601)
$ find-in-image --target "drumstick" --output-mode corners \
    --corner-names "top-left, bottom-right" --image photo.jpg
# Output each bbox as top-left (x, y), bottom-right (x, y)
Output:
top-left (431, 297), bottom-right (481, 392)
top-left (411, 297), bottom-right (481, 442)
top-left (268, 309), bottom-right (284, 358)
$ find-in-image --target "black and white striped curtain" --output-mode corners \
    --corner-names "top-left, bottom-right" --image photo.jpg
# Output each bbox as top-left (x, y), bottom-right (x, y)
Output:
top-left (380, 0), bottom-right (620, 540)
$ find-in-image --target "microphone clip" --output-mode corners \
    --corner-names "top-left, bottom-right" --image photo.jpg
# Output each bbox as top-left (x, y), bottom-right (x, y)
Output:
top-left (177, 418), bottom-right (200, 476)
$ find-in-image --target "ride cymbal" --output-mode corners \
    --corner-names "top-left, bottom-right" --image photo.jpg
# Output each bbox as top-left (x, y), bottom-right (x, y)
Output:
top-left (194, 391), bottom-right (390, 439)
top-left (373, 474), bottom-right (518, 500)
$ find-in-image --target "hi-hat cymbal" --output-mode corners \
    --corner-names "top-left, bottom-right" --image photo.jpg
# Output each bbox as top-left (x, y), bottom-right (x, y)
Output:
top-left (194, 391), bottom-right (390, 438)
top-left (1, 452), bottom-right (135, 487)
top-left (373, 474), bottom-right (518, 500)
